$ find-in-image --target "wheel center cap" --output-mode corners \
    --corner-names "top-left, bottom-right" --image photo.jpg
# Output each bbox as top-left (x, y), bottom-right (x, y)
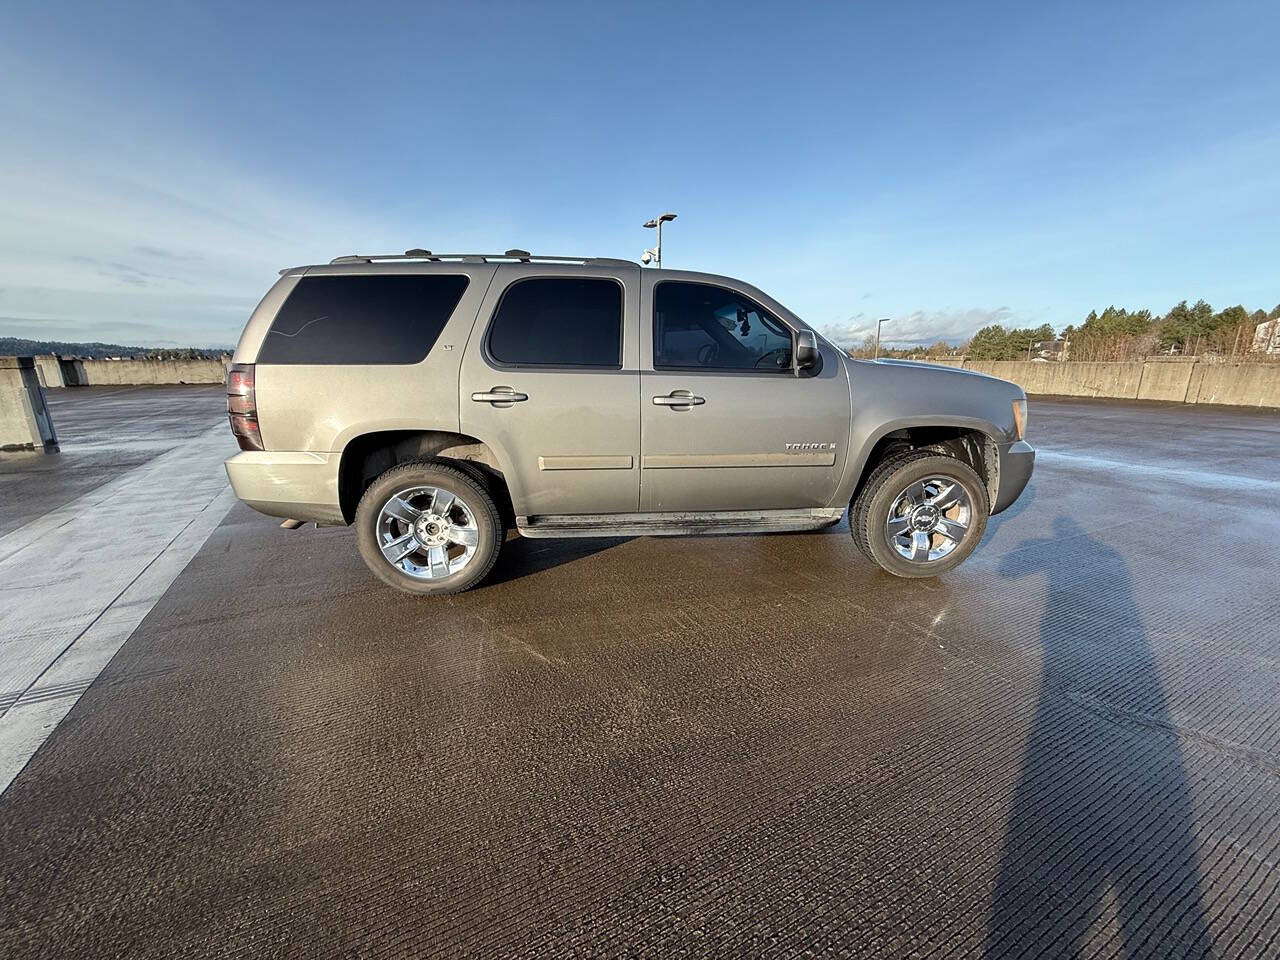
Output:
top-left (415, 514), bottom-right (448, 544)
top-left (911, 505), bottom-right (940, 530)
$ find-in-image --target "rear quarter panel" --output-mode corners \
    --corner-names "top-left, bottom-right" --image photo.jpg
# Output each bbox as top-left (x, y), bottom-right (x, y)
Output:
top-left (247, 264), bottom-right (497, 453)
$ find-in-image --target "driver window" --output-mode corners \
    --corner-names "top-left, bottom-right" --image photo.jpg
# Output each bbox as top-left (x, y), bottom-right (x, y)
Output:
top-left (653, 281), bottom-right (793, 372)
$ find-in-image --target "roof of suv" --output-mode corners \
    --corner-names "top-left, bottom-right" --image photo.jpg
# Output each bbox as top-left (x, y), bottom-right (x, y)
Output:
top-left (279, 250), bottom-right (638, 275)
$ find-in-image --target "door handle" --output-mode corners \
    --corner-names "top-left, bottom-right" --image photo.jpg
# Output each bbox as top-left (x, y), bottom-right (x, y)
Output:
top-left (471, 386), bottom-right (528, 407)
top-left (652, 391), bottom-right (705, 408)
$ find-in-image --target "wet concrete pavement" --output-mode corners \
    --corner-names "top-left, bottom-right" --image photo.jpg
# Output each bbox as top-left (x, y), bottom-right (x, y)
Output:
top-left (1, 397), bottom-right (1277, 958)
top-left (0, 387), bottom-right (235, 791)
top-left (0, 385), bottom-right (227, 536)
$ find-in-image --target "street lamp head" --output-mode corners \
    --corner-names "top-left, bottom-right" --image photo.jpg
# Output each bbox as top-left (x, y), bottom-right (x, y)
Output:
top-left (642, 212), bottom-right (676, 267)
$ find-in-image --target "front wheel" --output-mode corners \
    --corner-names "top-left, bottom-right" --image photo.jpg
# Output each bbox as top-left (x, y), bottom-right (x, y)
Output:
top-left (851, 453), bottom-right (989, 578)
top-left (355, 459), bottom-right (503, 596)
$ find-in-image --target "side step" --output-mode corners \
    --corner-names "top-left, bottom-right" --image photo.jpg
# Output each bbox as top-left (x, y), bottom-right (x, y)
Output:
top-left (516, 509), bottom-right (844, 539)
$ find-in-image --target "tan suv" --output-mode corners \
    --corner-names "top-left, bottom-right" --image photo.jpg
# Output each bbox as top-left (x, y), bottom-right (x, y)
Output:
top-left (225, 250), bottom-right (1034, 595)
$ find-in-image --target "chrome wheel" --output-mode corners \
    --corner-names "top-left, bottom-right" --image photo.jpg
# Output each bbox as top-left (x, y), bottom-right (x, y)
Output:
top-left (885, 475), bottom-right (972, 563)
top-left (375, 485), bottom-right (479, 580)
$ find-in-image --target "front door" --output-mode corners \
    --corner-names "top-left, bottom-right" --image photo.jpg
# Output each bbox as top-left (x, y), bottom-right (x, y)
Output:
top-left (640, 276), bottom-right (850, 512)
top-left (460, 266), bottom-right (641, 517)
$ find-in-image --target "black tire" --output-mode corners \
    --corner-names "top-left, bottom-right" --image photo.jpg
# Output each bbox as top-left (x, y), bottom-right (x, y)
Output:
top-left (851, 452), bottom-right (989, 578)
top-left (355, 458), bottom-right (503, 596)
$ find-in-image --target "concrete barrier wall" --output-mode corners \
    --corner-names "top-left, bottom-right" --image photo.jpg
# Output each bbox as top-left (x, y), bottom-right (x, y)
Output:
top-left (917, 358), bottom-right (1280, 408)
top-left (1135, 358), bottom-right (1196, 402)
top-left (1189, 363), bottom-right (1280, 407)
top-left (32, 349), bottom-right (1280, 405)
top-left (58, 357), bottom-right (229, 386)
top-left (1, 357), bottom-right (59, 453)
top-left (33, 355), bottom-right (66, 389)
top-left (963, 360), bottom-right (1145, 399)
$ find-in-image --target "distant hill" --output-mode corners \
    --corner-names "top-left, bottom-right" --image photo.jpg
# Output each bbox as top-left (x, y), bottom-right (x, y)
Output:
top-left (0, 337), bottom-right (228, 360)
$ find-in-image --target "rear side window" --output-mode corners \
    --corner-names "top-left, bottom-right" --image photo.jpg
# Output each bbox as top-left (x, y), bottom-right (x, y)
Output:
top-left (486, 277), bottom-right (622, 368)
top-left (258, 274), bottom-right (469, 364)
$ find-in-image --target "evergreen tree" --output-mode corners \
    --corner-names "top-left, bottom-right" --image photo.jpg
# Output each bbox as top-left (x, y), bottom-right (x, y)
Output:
top-left (967, 324), bottom-right (1010, 360)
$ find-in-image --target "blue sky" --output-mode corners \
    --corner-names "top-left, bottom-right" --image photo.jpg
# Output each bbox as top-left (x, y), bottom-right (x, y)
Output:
top-left (2, 1), bottom-right (1277, 348)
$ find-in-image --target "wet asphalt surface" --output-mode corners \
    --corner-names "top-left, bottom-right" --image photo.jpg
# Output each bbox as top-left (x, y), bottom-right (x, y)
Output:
top-left (0, 386), bottom-right (226, 536)
top-left (1, 397), bottom-right (1278, 959)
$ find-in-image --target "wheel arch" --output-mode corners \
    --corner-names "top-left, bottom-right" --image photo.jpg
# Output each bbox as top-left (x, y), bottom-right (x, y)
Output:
top-left (843, 417), bottom-right (1001, 511)
top-left (337, 429), bottom-right (516, 525)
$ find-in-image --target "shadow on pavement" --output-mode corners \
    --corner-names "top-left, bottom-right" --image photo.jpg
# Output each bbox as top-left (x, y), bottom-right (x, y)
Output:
top-left (978, 480), bottom-right (1037, 558)
top-left (482, 534), bottom-right (632, 587)
top-left (986, 479), bottom-right (1035, 532)
top-left (987, 516), bottom-right (1211, 958)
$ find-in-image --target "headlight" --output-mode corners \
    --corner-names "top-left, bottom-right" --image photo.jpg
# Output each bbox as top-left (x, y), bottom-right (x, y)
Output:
top-left (1012, 398), bottom-right (1028, 439)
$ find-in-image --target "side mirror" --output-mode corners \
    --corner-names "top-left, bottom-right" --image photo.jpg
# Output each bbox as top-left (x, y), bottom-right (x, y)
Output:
top-left (795, 330), bottom-right (819, 370)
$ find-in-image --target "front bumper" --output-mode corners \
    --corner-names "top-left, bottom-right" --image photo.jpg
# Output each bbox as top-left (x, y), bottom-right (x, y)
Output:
top-left (224, 451), bottom-right (345, 524)
top-left (992, 440), bottom-right (1035, 514)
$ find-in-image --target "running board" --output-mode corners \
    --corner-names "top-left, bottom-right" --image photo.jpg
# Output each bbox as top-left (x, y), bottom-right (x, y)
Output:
top-left (516, 509), bottom-right (844, 539)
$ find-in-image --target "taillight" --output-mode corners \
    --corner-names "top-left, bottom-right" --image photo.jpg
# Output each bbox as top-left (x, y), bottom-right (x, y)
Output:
top-left (227, 363), bottom-right (263, 451)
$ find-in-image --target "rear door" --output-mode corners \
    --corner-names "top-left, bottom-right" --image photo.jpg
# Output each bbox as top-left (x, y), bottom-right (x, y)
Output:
top-left (639, 274), bottom-right (850, 512)
top-left (459, 265), bottom-right (641, 516)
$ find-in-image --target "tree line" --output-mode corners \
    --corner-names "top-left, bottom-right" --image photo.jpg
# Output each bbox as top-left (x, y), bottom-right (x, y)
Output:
top-left (1061, 301), bottom-right (1280, 361)
top-left (846, 300), bottom-right (1280, 362)
top-left (0, 337), bottom-right (228, 360)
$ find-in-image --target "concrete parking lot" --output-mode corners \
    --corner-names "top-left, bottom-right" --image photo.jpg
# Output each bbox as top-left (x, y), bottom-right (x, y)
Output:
top-left (1, 389), bottom-right (1277, 958)
top-left (0, 385), bottom-right (228, 536)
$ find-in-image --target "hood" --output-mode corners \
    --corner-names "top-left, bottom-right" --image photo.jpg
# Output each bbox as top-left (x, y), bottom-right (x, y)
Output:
top-left (842, 356), bottom-right (1027, 409)
top-left (846, 356), bottom-right (1008, 383)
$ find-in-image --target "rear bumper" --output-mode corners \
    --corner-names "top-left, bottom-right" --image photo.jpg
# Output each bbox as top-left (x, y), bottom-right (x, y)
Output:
top-left (224, 451), bottom-right (345, 524)
top-left (992, 440), bottom-right (1035, 514)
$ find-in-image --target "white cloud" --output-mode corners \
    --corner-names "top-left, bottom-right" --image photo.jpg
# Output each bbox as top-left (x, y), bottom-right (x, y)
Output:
top-left (820, 307), bottom-right (1015, 347)
top-left (0, 153), bottom-right (395, 346)
top-left (0, 54), bottom-right (407, 347)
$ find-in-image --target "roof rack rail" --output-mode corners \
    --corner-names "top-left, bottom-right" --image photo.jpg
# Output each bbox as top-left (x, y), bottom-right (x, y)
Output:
top-left (329, 250), bottom-right (638, 267)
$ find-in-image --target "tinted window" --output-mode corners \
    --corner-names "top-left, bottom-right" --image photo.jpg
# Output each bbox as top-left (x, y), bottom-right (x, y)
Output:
top-left (258, 274), bottom-right (469, 364)
top-left (654, 282), bottom-right (793, 372)
top-left (487, 277), bottom-right (622, 367)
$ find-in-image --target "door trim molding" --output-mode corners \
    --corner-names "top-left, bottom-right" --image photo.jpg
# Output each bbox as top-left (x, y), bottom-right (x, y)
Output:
top-left (538, 455), bottom-right (635, 471)
top-left (641, 451), bottom-right (836, 469)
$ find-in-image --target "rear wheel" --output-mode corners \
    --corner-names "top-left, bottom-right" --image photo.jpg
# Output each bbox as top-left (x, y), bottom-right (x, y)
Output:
top-left (851, 453), bottom-right (988, 578)
top-left (355, 459), bottom-right (503, 596)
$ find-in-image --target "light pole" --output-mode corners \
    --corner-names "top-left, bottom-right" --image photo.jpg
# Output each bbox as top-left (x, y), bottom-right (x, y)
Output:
top-left (873, 318), bottom-right (890, 358)
top-left (642, 212), bottom-right (677, 267)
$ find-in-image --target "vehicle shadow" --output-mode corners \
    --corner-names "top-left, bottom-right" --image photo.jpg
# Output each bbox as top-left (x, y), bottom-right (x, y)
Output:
top-left (982, 479), bottom-right (1035, 546)
top-left (482, 533), bottom-right (632, 588)
top-left (986, 516), bottom-right (1211, 958)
